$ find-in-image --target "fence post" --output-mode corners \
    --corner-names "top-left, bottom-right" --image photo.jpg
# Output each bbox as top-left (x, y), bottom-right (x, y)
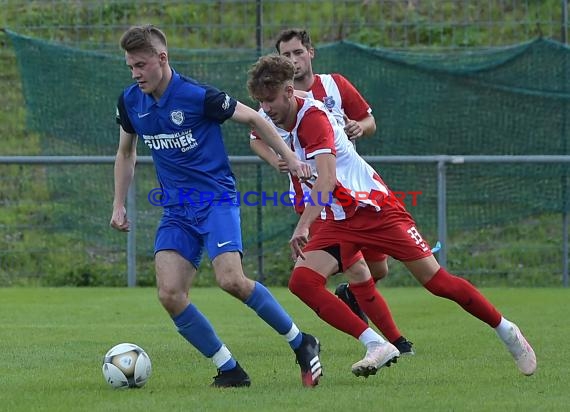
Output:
top-left (127, 178), bottom-right (137, 287)
top-left (562, 0), bottom-right (568, 44)
top-left (256, 163), bottom-right (265, 283)
top-left (255, 3), bottom-right (265, 282)
top-left (256, 0), bottom-right (263, 53)
top-left (563, 0), bottom-right (569, 288)
top-left (562, 212), bottom-right (568, 288)
top-left (437, 159), bottom-right (447, 268)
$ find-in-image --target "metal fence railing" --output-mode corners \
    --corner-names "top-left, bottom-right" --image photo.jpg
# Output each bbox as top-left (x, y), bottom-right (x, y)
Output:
top-left (0, 0), bottom-right (567, 49)
top-left (2, 2), bottom-right (569, 289)
top-left (1, 155), bottom-right (568, 287)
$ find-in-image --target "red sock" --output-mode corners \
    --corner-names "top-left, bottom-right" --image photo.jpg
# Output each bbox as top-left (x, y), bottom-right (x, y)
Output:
top-left (349, 277), bottom-right (402, 343)
top-left (289, 266), bottom-right (368, 338)
top-left (424, 268), bottom-right (502, 327)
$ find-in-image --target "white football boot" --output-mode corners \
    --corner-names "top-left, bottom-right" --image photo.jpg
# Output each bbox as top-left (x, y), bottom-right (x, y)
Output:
top-left (503, 323), bottom-right (537, 376)
top-left (351, 341), bottom-right (400, 378)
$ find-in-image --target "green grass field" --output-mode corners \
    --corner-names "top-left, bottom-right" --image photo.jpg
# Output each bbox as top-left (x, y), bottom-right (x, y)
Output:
top-left (0, 287), bottom-right (566, 411)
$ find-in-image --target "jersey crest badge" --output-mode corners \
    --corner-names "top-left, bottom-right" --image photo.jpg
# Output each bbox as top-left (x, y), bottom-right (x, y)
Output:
top-left (170, 110), bottom-right (184, 126)
top-left (323, 96), bottom-right (335, 110)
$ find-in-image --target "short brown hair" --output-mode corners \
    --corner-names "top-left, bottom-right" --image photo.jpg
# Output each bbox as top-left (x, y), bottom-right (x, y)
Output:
top-left (119, 24), bottom-right (167, 54)
top-left (274, 28), bottom-right (313, 53)
top-left (247, 54), bottom-right (295, 100)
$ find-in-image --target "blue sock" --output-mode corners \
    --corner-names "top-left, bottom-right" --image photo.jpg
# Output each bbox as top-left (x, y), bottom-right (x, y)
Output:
top-left (219, 358), bottom-right (237, 372)
top-left (289, 332), bottom-right (303, 350)
top-left (173, 304), bottom-right (235, 370)
top-left (244, 282), bottom-right (302, 349)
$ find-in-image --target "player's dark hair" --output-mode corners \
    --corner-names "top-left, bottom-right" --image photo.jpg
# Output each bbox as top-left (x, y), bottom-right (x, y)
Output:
top-left (274, 28), bottom-right (313, 53)
top-left (120, 24), bottom-right (167, 54)
top-left (247, 54), bottom-right (295, 100)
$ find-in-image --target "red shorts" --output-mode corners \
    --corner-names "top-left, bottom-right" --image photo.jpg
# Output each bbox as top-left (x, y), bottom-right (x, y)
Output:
top-left (304, 201), bottom-right (432, 270)
top-left (309, 219), bottom-right (388, 264)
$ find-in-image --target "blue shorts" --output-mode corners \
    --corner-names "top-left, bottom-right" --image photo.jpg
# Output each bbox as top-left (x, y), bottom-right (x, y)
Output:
top-left (154, 203), bottom-right (243, 269)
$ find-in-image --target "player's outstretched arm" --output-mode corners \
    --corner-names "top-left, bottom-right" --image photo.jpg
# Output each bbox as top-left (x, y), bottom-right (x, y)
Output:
top-left (110, 127), bottom-right (137, 232)
top-left (233, 102), bottom-right (311, 179)
top-left (290, 153), bottom-right (336, 260)
top-left (249, 138), bottom-right (289, 173)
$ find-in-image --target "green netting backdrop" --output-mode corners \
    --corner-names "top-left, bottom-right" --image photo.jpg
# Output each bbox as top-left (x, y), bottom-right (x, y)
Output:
top-left (5, 30), bottom-right (570, 285)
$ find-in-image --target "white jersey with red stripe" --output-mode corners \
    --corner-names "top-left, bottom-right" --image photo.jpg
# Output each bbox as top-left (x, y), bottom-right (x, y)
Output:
top-left (306, 73), bottom-right (372, 127)
top-left (248, 74), bottom-right (370, 142)
top-left (251, 96), bottom-right (389, 220)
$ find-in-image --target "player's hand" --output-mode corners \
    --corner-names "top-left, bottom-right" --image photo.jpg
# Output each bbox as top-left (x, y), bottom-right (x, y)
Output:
top-left (287, 159), bottom-right (312, 181)
top-left (289, 226), bottom-right (310, 261)
top-left (343, 114), bottom-right (363, 140)
top-left (110, 206), bottom-right (130, 232)
top-left (275, 158), bottom-right (290, 173)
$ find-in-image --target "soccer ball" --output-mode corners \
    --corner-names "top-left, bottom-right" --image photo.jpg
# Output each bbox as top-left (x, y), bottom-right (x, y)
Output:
top-left (101, 343), bottom-right (152, 389)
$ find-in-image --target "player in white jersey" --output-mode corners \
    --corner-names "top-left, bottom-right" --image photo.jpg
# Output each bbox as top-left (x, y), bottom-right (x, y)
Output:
top-left (247, 54), bottom-right (537, 377)
top-left (250, 28), bottom-right (416, 355)
top-left (274, 29), bottom-right (376, 141)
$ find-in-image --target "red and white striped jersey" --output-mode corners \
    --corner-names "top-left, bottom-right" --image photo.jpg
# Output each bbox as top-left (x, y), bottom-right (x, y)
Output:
top-left (306, 73), bottom-right (372, 127)
top-left (252, 96), bottom-right (389, 220)
top-left (248, 73), bottom-right (371, 142)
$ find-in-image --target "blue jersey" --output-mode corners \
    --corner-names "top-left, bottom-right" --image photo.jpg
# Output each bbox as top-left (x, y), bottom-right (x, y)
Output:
top-left (116, 69), bottom-right (238, 207)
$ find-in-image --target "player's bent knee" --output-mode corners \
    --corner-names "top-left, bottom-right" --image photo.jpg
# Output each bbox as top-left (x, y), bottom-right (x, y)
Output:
top-left (216, 273), bottom-right (253, 300)
top-left (288, 269), bottom-right (304, 297)
top-left (289, 267), bottom-right (314, 300)
top-left (289, 266), bottom-right (325, 302)
top-left (369, 260), bottom-right (389, 282)
top-left (372, 269), bottom-right (388, 281)
top-left (157, 288), bottom-right (187, 315)
top-left (216, 276), bottom-right (242, 293)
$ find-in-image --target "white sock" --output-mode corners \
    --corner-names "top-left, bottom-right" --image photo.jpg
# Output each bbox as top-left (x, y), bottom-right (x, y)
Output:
top-left (283, 323), bottom-right (300, 343)
top-left (211, 345), bottom-right (232, 368)
top-left (494, 317), bottom-right (515, 342)
top-left (358, 327), bottom-right (386, 347)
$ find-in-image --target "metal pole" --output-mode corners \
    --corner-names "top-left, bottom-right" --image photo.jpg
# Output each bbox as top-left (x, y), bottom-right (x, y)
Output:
top-left (437, 159), bottom-right (447, 268)
top-left (256, 164), bottom-right (265, 283)
top-left (562, 212), bottom-right (568, 288)
top-left (562, 0), bottom-right (569, 287)
top-left (126, 179), bottom-right (137, 287)
top-left (562, 0), bottom-right (568, 43)
top-left (255, 0), bottom-right (265, 283)
top-left (256, 0), bottom-right (263, 55)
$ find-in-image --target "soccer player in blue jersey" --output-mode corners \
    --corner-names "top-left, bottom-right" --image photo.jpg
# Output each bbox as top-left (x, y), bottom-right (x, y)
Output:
top-left (110, 25), bottom-right (322, 388)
